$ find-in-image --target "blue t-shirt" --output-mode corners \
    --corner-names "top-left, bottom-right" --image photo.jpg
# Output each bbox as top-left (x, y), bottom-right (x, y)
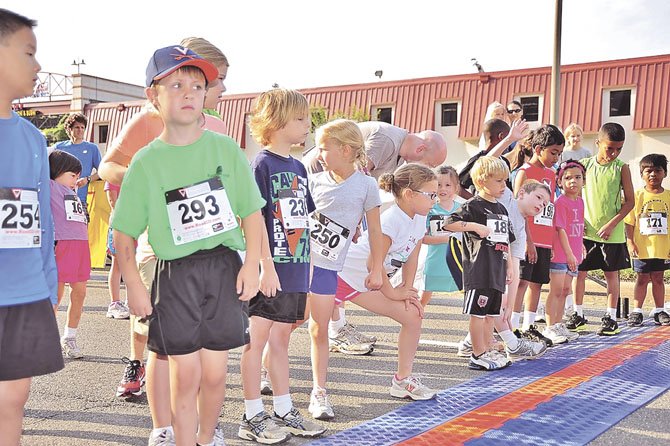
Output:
top-left (0, 112), bottom-right (57, 306)
top-left (251, 150), bottom-right (315, 293)
top-left (52, 140), bottom-right (101, 204)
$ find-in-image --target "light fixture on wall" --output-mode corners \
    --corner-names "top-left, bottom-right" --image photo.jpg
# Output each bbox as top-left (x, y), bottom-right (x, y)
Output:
top-left (374, 70), bottom-right (383, 80)
top-left (72, 58), bottom-right (86, 74)
top-left (116, 103), bottom-right (126, 112)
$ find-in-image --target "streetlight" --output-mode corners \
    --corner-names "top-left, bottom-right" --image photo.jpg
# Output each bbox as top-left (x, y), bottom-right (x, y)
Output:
top-left (72, 58), bottom-right (86, 74)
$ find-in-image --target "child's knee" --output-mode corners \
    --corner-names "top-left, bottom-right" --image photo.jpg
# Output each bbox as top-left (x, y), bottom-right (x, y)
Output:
top-left (309, 320), bottom-right (327, 340)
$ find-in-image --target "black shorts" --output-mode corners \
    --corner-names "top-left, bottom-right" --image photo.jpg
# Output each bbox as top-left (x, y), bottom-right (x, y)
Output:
top-left (0, 299), bottom-right (64, 380)
top-left (633, 258), bottom-right (670, 273)
top-left (463, 288), bottom-right (503, 318)
top-left (578, 240), bottom-right (631, 272)
top-left (519, 246), bottom-right (552, 284)
top-left (147, 245), bottom-right (250, 356)
top-left (249, 291), bottom-right (307, 324)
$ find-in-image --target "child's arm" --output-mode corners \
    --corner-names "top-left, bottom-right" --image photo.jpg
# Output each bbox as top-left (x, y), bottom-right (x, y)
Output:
top-left (625, 223), bottom-right (639, 258)
top-left (556, 227), bottom-right (577, 271)
top-left (513, 168), bottom-right (527, 197)
top-left (238, 210), bottom-right (263, 301)
top-left (39, 150), bottom-right (58, 304)
top-left (113, 230), bottom-right (152, 317)
top-left (98, 148), bottom-right (132, 186)
top-left (364, 206), bottom-right (384, 290)
top-left (488, 119), bottom-right (529, 159)
top-left (258, 219), bottom-right (281, 297)
top-left (597, 164), bottom-right (635, 240)
top-left (422, 234), bottom-right (451, 245)
top-left (445, 221), bottom-right (491, 238)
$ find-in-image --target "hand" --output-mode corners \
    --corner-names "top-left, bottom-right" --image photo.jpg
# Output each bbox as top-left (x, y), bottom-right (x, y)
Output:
top-left (364, 269), bottom-right (383, 291)
top-left (473, 224), bottom-right (491, 238)
top-left (259, 260), bottom-right (281, 297)
top-left (393, 284), bottom-right (419, 301)
top-left (567, 253), bottom-right (577, 272)
top-left (508, 119), bottom-right (529, 143)
top-left (526, 241), bottom-right (538, 263)
top-left (127, 282), bottom-right (152, 318)
top-left (75, 177), bottom-right (89, 188)
top-left (506, 268), bottom-right (513, 284)
top-left (404, 297), bottom-right (425, 319)
top-left (627, 240), bottom-right (639, 258)
top-left (596, 221), bottom-right (616, 241)
top-left (352, 225), bottom-right (362, 244)
top-left (237, 262), bottom-right (260, 301)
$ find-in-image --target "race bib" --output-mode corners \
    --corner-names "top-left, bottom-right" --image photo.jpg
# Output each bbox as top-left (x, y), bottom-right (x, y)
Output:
top-left (486, 214), bottom-right (509, 244)
top-left (310, 212), bottom-right (350, 262)
top-left (0, 187), bottom-right (41, 248)
top-left (278, 189), bottom-right (309, 229)
top-left (533, 202), bottom-right (555, 227)
top-left (64, 194), bottom-right (86, 223)
top-left (428, 215), bottom-right (451, 237)
top-left (640, 212), bottom-right (668, 236)
top-left (165, 178), bottom-right (237, 246)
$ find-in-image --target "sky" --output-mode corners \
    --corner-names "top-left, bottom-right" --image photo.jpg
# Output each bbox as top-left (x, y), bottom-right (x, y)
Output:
top-left (4, 0), bottom-right (670, 95)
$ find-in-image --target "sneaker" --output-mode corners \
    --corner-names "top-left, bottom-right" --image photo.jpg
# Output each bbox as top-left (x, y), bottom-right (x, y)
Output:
top-left (565, 312), bottom-right (589, 331)
top-left (542, 324), bottom-right (568, 345)
top-left (309, 388), bottom-right (335, 420)
top-left (523, 325), bottom-right (554, 347)
top-left (628, 311), bottom-right (644, 327)
top-left (389, 374), bottom-right (436, 400)
top-left (343, 321), bottom-right (377, 345)
top-left (329, 326), bottom-right (373, 355)
top-left (506, 338), bottom-right (547, 359)
top-left (107, 300), bottom-right (131, 319)
top-left (654, 310), bottom-right (670, 326)
top-left (456, 338), bottom-right (473, 357)
top-left (536, 302), bottom-right (546, 323)
top-left (557, 323), bottom-right (580, 342)
top-left (272, 407), bottom-right (327, 438)
top-left (238, 411), bottom-right (290, 444)
top-left (212, 422), bottom-right (226, 446)
top-left (597, 314), bottom-right (621, 336)
top-left (61, 336), bottom-right (84, 359)
top-left (468, 351), bottom-right (511, 371)
top-left (148, 427), bottom-right (175, 446)
top-left (260, 367), bottom-right (273, 396)
top-left (116, 357), bottom-right (146, 397)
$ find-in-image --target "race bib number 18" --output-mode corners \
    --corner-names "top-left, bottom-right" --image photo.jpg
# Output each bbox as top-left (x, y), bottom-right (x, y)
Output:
top-left (486, 214), bottom-right (509, 244)
top-left (0, 187), bottom-right (41, 248)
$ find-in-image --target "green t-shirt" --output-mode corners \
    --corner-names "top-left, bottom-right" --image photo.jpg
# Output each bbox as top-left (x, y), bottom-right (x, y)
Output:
top-left (581, 156), bottom-right (626, 244)
top-left (111, 131), bottom-right (265, 260)
top-left (203, 108), bottom-right (222, 119)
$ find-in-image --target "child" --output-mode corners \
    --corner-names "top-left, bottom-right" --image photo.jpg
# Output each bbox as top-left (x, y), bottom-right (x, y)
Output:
top-left (570, 123), bottom-right (635, 336)
top-left (513, 125), bottom-right (564, 344)
top-left (307, 119), bottom-right (384, 420)
top-left (112, 45), bottom-right (264, 446)
top-left (446, 156), bottom-right (514, 370)
top-left (337, 163), bottom-right (437, 397)
top-left (421, 166), bottom-right (463, 307)
top-left (624, 154), bottom-right (670, 326)
top-left (104, 180), bottom-right (130, 320)
top-left (0, 10), bottom-right (64, 445)
top-left (49, 150), bottom-right (91, 358)
top-left (240, 88), bottom-right (324, 443)
top-left (560, 123), bottom-right (591, 162)
top-left (543, 161), bottom-right (586, 342)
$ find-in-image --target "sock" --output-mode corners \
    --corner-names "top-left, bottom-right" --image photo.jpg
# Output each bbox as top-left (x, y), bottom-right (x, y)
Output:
top-left (339, 307), bottom-right (346, 324)
top-left (273, 393), bottom-right (293, 418)
top-left (244, 398), bottom-right (264, 420)
top-left (152, 426), bottom-right (173, 437)
top-left (654, 307), bottom-right (664, 315)
top-left (499, 329), bottom-right (519, 349)
top-left (633, 308), bottom-right (643, 313)
top-left (328, 316), bottom-right (345, 338)
top-left (565, 294), bottom-right (574, 309)
top-left (575, 305), bottom-right (584, 316)
top-left (607, 307), bottom-right (617, 319)
top-left (522, 311), bottom-right (536, 330)
top-left (511, 312), bottom-right (521, 329)
top-left (464, 332), bottom-right (472, 344)
top-left (63, 326), bottom-right (77, 339)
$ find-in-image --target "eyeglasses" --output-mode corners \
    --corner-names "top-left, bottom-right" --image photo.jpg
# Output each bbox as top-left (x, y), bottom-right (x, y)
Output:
top-left (507, 109), bottom-right (522, 114)
top-left (413, 190), bottom-right (438, 200)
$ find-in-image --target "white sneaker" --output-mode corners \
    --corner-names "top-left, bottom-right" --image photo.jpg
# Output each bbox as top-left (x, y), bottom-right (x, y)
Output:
top-left (61, 337), bottom-right (84, 359)
top-left (506, 338), bottom-right (547, 359)
top-left (542, 324), bottom-right (568, 344)
top-left (148, 427), bottom-right (175, 446)
top-left (468, 351), bottom-right (511, 370)
top-left (536, 302), bottom-right (546, 323)
top-left (557, 323), bottom-right (579, 341)
top-left (390, 374), bottom-right (436, 400)
top-left (107, 301), bottom-right (130, 319)
top-left (309, 388), bottom-right (335, 420)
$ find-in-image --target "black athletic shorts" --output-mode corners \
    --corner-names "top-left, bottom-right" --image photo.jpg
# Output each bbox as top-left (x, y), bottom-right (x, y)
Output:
top-left (520, 246), bottom-right (552, 284)
top-left (463, 288), bottom-right (503, 318)
top-left (147, 245), bottom-right (250, 356)
top-left (578, 240), bottom-right (631, 272)
top-left (0, 298), bottom-right (64, 380)
top-left (249, 291), bottom-right (307, 324)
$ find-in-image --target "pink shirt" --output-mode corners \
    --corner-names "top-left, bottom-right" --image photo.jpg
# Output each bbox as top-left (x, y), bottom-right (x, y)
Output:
top-left (551, 194), bottom-right (584, 264)
top-left (104, 181), bottom-right (120, 192)
top-left (50, 180), bottom-right (88, 241)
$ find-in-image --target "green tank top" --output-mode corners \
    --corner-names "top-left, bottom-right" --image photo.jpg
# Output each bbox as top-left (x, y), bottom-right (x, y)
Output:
top-left (582, 156), bottom-right (625, 243)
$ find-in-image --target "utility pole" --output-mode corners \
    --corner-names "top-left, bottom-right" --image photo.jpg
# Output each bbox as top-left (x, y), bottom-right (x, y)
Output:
top-left (550, 0), bottom-right (562, 126)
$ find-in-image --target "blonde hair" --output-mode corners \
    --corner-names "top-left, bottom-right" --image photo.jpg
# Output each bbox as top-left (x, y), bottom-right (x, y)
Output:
top-left (180, 37), bottom-right (229, 67)
top-left (435, 165), bottom-right (460, 193)
top-left (519, 179), bottom-right (551, 197)
top-left (249, 89), bottom-right (309, 147)
top-left (564, 122), bottom-right (583, 138)
top-left (378, 163), bottom-right (436, 199)
top-left (315, 119), bottom-right (366, 168)
top-left (471, 156), bottom-right (510, 190)
top-left (484, 101), bottom-right (505, 121)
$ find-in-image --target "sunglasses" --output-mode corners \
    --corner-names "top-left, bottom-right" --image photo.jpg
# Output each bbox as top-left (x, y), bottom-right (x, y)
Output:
top-left (507, 109), bottom-right (522, 114)
top-left (413, 190), bottom-right (438, 200)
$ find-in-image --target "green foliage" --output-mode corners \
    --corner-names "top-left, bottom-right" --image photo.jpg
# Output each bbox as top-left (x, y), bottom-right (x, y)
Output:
top-left (41, 114), bottom-right (69, 144)
top-left (589, 268), bottom-right (670, 284)
top-left (309, 104), bottom-right (371, 132)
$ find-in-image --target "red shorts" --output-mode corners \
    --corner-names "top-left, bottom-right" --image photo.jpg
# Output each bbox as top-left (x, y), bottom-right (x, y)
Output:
top-left (55, 239), bottom-right (91, 283)
top-left (334, 276), bottom-right (361, 305)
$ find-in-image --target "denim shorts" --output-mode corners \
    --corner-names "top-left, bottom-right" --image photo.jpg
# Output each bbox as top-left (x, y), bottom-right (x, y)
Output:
top-left (549, 262), bottom-right (578, 277)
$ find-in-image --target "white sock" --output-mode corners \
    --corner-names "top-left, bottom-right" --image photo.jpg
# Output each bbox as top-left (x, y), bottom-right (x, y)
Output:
top-left (607, 307), bottom-right (617, 319)
top-left (522, 311), bottom-right (536, 330)
top-left (63, 326), bottom-right (77, 339)
top-left (273, 393), bottom-right (293, 418)
top-left (575, 305), bottom-right (583, 316)
top-left (339, 307), bottom-right (346, 323)
top-left (511, 312), bottom-right (521, 329)
top-left (328, 316), bottom-right (345, 338)
top-left (565, 294), bottom-right (574, 309)
top-left (654, 307), bottom-right (664, 315)
top-left (464, 332), bottom-right (472, 344)
top-left (499, 329), bottom-right (519, 349)
top-left (244, 398), bottom-right (264, 420)
top-left (633, 308), bottom-right (643, 313)
top-left (152, 426), bottom-right (173, 436)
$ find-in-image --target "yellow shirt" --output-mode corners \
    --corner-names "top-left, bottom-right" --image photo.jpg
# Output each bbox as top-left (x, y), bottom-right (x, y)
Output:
top-left (624, 188), bottom-right (670, 260)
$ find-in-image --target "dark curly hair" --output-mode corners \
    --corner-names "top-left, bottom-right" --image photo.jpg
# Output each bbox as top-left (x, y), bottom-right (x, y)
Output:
top-left (64, 113), bottom-right (88, 132)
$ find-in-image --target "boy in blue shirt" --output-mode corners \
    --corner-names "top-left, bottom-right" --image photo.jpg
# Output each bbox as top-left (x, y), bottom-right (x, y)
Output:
top-left (0, 9), bottom-right (64, 445)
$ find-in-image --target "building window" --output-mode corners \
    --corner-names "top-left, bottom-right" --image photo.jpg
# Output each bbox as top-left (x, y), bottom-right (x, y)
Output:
top-left (98, 124), bottom-right (109, 144)
top-left (519, 96), bottom-right (539, 122)
top-left (609, 90), bottom-right (631, 117)
top-left (375, 107), bottom-right (393, 124)
top-left (440, 103), bottom-right (458, 127)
